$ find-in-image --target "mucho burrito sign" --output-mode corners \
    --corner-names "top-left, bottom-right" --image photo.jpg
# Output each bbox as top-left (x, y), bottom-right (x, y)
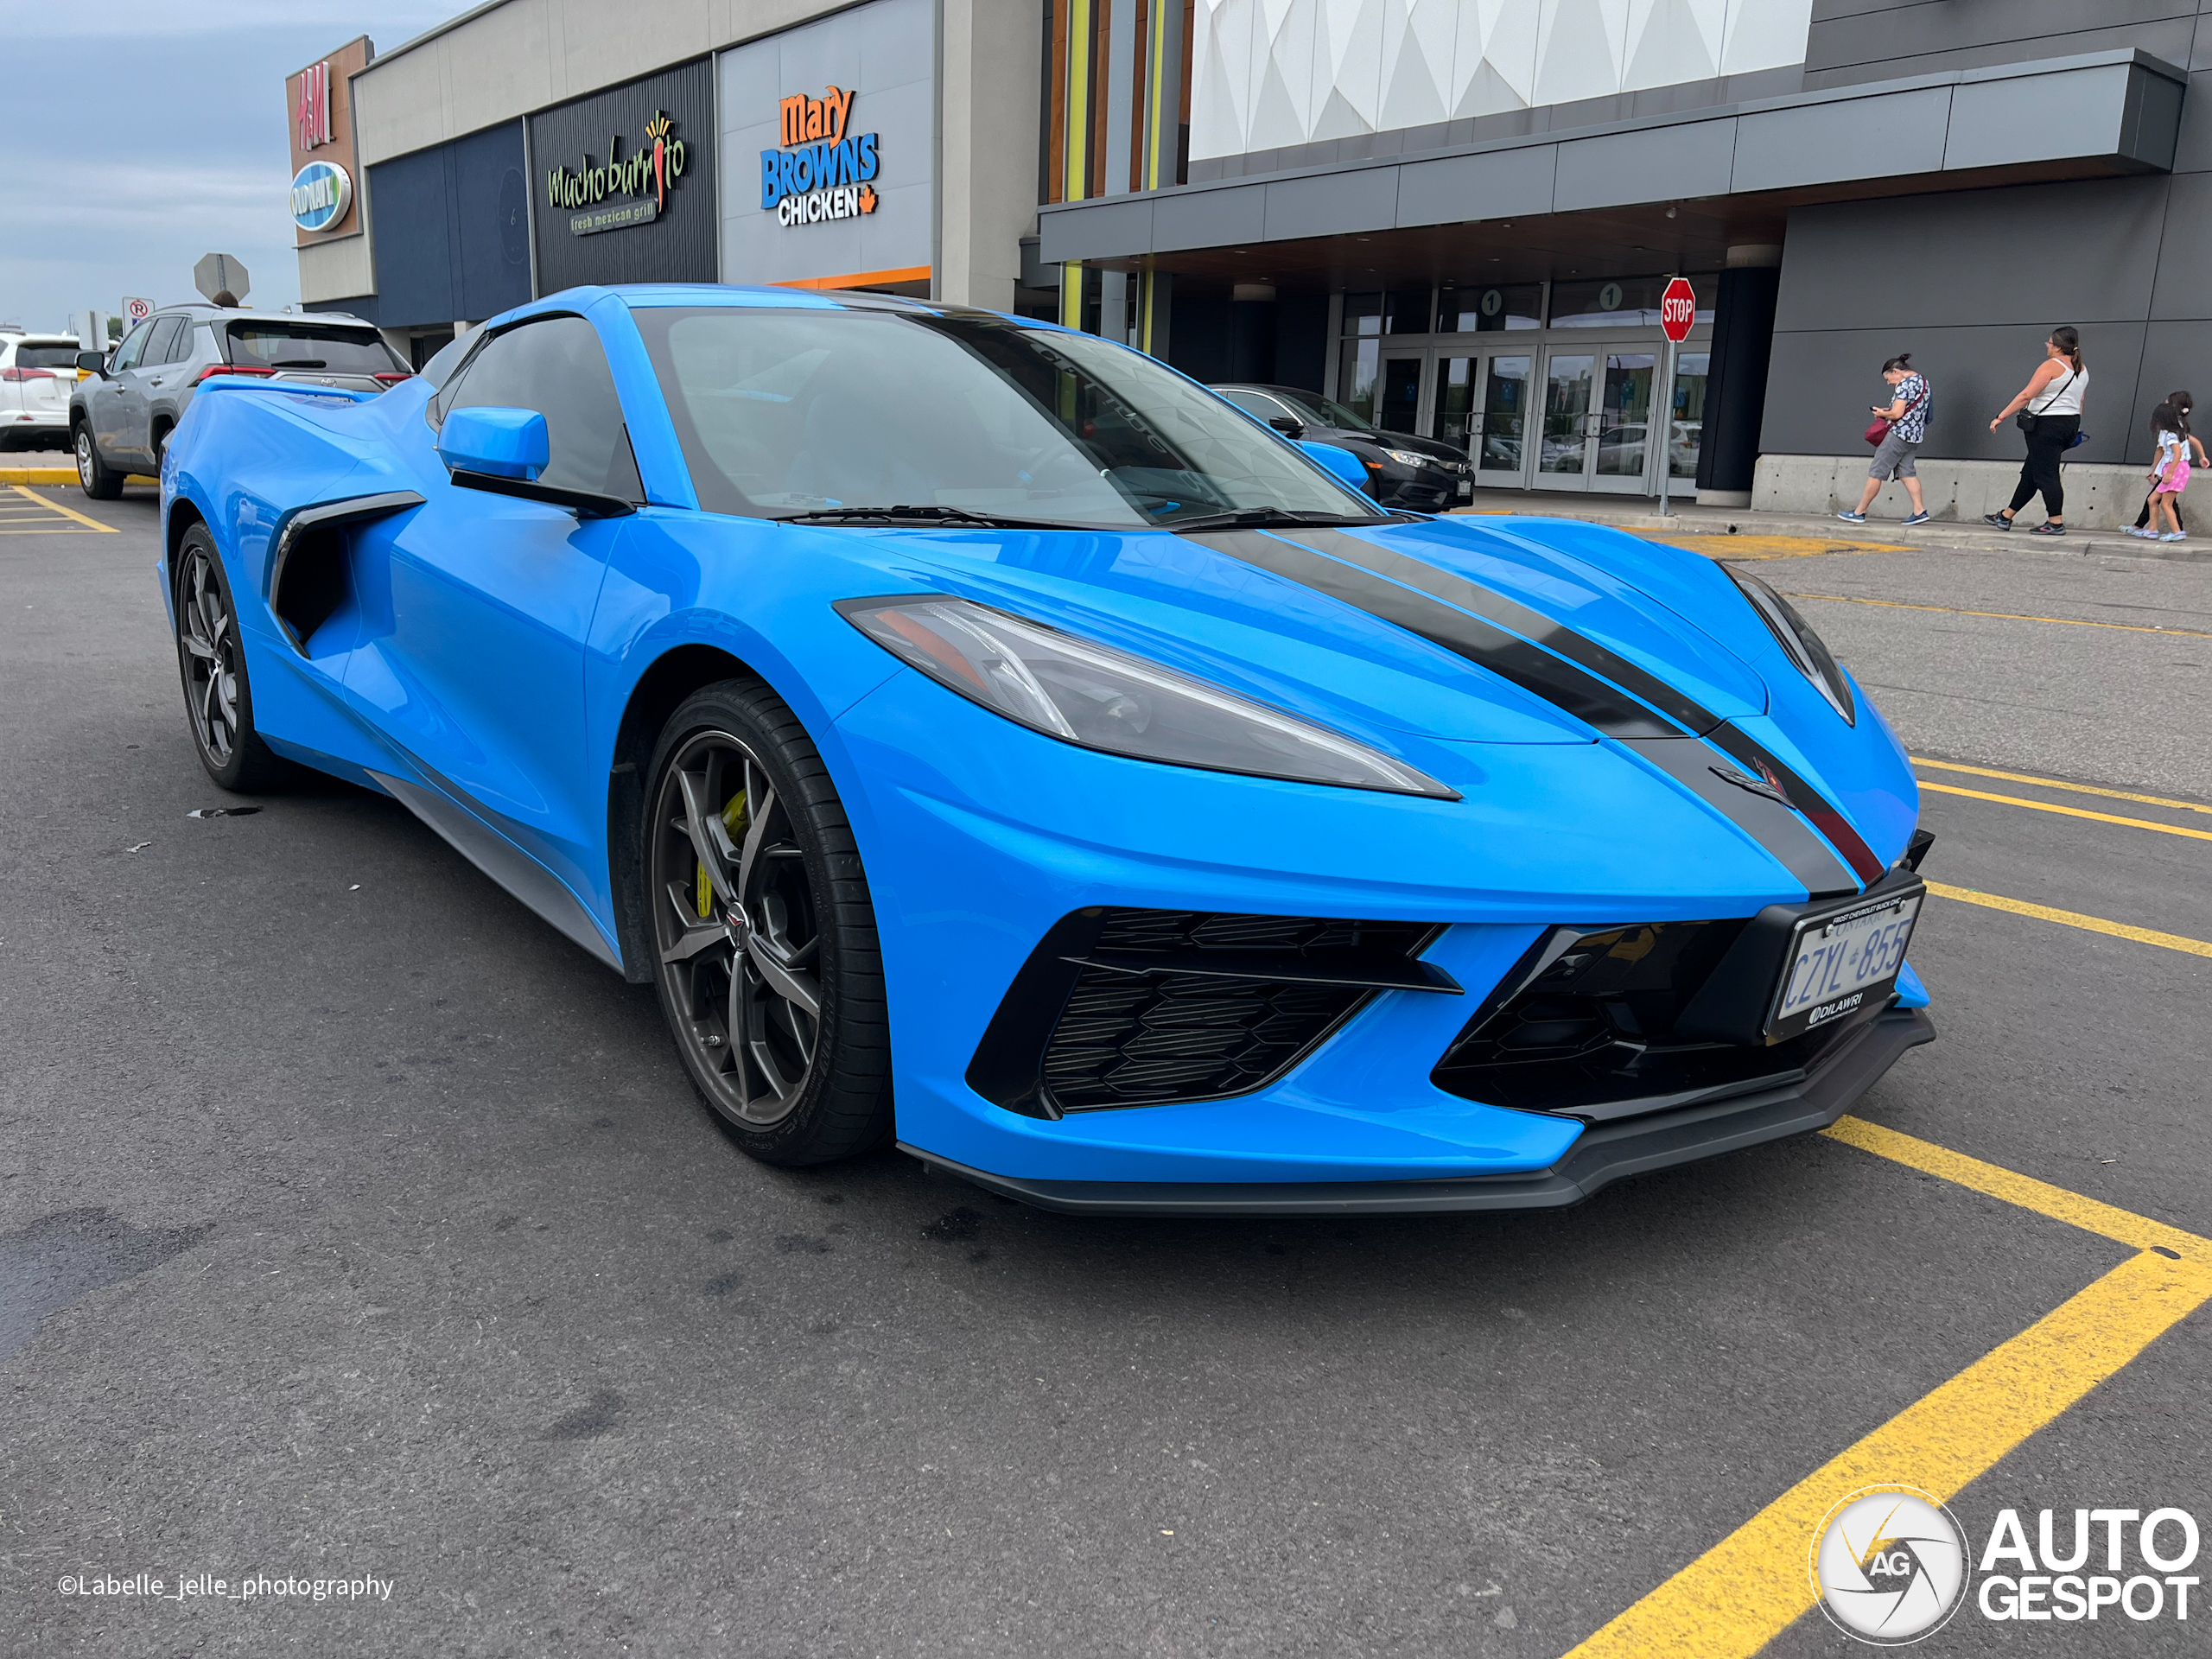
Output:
top-left (546, 111), bottom-right (688, 235)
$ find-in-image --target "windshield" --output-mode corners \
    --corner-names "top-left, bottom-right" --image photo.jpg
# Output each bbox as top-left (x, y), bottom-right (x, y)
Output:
top-left (631, 304), bottom-right (1382, 530)
top-left (14, 343), bottom-right (82, 370)
top-left (225, 323), bottom-right (403, 375)
top-left (1278, 389), bottom-right (1376, 433)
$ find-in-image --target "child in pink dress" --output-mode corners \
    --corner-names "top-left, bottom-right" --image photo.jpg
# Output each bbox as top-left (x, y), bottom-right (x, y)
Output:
top-left (2146, 402), bottom-right (2190, 542)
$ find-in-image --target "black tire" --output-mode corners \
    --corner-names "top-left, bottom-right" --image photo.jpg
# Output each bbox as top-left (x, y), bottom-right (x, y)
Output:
top-left (645, 679), bottom-right (892, 1166)
top-left (74, 423), bottom-right (123, 500)
top-left (174, 524), bottom-right (288, 791)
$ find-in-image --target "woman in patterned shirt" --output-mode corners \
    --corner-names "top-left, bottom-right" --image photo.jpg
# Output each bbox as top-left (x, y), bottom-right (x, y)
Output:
top-left (1838, 354), bottom-right (1932, 526)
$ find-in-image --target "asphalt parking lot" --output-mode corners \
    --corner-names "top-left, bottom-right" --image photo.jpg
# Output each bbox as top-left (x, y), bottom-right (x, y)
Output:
top-left (3, 483), bottom-right (2206, 1656)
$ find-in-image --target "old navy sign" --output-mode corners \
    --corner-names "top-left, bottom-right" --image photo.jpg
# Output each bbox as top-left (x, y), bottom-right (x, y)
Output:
top-left (760, 86), bottom-right (880, 226)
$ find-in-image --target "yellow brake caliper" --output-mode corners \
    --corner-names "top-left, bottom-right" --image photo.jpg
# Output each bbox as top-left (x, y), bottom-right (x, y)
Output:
top-left (696, 789), bottom-right (751, 918)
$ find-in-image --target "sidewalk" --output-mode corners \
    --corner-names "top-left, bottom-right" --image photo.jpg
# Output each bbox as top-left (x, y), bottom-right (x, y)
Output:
top-left (1448, 489), bottom-right (2212, 563)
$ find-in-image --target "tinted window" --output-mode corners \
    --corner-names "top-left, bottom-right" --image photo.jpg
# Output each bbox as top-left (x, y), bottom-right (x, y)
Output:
top-left (144, 316), bottom-right (187, 365)
top-left (1217, 389), bottom-right (1297, 423)
top-left (632, 305), bottom-right (1381, 529)
top-left (225, 322), bottom-right (403, 375)
top-left (15, 343), bottom-right (82, 370)
top-left (111, 321), bottom-right (155, 372)
top-left (442, 315), bottom-right (643, 500)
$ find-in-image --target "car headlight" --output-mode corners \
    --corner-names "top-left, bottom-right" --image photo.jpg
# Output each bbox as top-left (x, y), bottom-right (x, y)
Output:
top-left (1725, 567), bottom-right (1856, 724)
top-left (1382, 449), bottom-right (1430, 468)
top-left (836, 595), bottom-right (1459, 798)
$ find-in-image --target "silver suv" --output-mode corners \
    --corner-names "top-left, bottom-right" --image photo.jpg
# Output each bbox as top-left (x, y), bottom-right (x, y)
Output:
top-left (69, 304), bottom-right (409, 498)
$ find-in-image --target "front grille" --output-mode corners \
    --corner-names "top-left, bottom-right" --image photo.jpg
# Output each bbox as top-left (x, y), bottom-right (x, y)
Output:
top-left (967, 907), bottom-right (1451, 1118)
top-left (1431, 918), bottom-right (1883, 1116)
top-left (1043, 968), bottom-right (1366, 1109)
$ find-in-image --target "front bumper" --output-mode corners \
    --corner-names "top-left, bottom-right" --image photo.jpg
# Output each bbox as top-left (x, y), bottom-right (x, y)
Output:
top-left (905, 1005), bottom-right (1934, 1215)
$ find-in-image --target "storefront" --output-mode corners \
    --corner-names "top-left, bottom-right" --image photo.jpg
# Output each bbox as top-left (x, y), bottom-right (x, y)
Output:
top-left (296, 0), bottom-right (1038, 336)
top-left (1037, 3), bottom-right (2198, 507)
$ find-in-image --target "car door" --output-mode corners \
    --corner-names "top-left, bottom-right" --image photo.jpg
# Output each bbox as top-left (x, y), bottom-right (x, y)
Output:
top-left (90, 319), bottom-right (154, 460)
top-left (142, 316), bottom-right (200, 461)
top-left (343, 311), bottom-right (641, 906)
top-left (113, 315), bottom-right (184, 467)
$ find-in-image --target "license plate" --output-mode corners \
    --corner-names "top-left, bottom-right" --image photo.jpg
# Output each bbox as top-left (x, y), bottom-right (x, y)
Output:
top-left (1457, 480), bottom-right (1473, 498)
top-left (1766, 888), bottom-right (1922, 1042)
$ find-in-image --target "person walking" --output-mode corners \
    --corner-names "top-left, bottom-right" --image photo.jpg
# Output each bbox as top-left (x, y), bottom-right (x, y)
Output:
top-left (2135, 401), bottom-right (2191, 543)
top-left (1839, 353), bottom-right (1932, 524)
top-left (2132, 389), bottom-right (2204, 536)
top-left (1983, 327), bottom-right (2085, 535)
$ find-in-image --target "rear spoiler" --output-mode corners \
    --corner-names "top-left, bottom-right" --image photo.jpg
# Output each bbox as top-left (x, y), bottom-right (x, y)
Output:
top-left (196, 377), bottom-right (376, 404)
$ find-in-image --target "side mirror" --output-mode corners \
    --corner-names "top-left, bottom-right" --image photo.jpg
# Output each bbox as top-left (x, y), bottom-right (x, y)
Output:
top-left (1268, 415), bottom-right (1306, 438)
top-left (436, 403), bottom-right (634, 519)
top-left (1298, 439), bottom-right (1371, 495)
top-left (76, 351), bottom-right (109, 377)
top-left (436, 405), bottom-right (548, 480)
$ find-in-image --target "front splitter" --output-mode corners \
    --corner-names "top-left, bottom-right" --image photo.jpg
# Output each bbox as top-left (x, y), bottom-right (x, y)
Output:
top-left (901, 1007), bottom-right (1935, 1217)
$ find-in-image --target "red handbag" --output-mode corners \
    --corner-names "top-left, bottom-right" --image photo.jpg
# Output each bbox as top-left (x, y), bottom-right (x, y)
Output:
top-left (1866, 380), bottom-right (1929, 446)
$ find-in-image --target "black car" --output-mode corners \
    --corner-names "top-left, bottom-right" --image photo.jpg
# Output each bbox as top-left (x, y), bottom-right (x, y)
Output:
top-left (1211, 382), bottom-right (1472, 511)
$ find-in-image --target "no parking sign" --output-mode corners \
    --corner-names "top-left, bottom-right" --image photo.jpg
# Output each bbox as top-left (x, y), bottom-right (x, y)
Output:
top-left (122, 296), bottom-right (153, 327)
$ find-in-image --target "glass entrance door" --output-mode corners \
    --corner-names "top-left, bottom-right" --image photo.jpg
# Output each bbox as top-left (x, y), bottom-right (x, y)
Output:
top-left (1591, 352), bottom-right (1656, 494)
top-left (1536, 353), bottom-right (1595, 489)
top-left (1376, 353), bottom-right (1425, 435)
top-left (1433, 353), bottom-right (1534, 486)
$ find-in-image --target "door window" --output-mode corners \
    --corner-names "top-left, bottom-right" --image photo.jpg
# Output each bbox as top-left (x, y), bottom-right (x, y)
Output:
top-left (1217, 389), bottom-right (1300, 426)
top-left (141, 316), bottom-right (186, 367)
top-left (441, 315), bottom-right (643, 501)
top-left (1432, 359), bottom-right (1474, 453)
top-left (1669, 353), bottom-right (1709, 480)
top-left (1478, 357), bottom-right (1530, 474)
top-left (1540, 355), bottom-right (1592, 474)
top-left (1376, 357), bottom-right (1422, 435)
top-left (110, 321), bottom-right (155, 373)
top-left (1596, 353), bottom-right (1655, 478)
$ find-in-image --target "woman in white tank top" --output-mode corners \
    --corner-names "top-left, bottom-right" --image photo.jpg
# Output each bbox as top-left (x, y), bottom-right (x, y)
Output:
top-left (1986, 327), bottom-right (2087, 535)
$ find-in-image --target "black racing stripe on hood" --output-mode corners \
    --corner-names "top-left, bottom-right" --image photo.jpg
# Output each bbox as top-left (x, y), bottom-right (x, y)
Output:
top-left (1621, 738), bottom-right (1860, 897)
top-left (1182, 529), bottom-right (1680, 740)
top-left (1280, 525), bottom-right (1720, 736)
top-left (1183, 524), bottom-right (1877, 895)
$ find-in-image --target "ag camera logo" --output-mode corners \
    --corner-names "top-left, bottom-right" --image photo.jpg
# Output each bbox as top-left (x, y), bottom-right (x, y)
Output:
top-left (1811, 1486), bottom-right (1970, 1644)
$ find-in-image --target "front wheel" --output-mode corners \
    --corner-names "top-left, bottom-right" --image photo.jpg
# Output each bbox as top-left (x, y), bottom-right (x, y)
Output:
top-left (74, 425), bottom-right (123, 499)
top-left (645, 680), bottom-right (893, 1165)
top-left (174, 525), bottom-right (287, 791)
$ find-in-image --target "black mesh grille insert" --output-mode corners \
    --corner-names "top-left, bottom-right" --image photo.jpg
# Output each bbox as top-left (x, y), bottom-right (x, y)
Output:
top-left (968, 907), bottom-right (1445, 1116)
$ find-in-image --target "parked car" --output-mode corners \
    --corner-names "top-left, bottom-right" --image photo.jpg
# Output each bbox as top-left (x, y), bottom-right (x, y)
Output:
top-left (1211, 383), bottom-right (1472, 511)
top-left (70, 304), bottom-right (410, 497)
top-left (1, 332), bottom-right (88, 452)
top-left (158, 285), bottom-right (1933, 1215)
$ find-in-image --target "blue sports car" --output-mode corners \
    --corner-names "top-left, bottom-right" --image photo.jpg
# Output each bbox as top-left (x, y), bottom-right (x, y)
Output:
top-left (159, 284), bottom-right (1933, 1214)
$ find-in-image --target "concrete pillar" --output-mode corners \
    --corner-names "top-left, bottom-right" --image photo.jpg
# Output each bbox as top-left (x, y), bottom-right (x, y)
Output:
top-left (1696, 243), bottom-right (1783, 508)
top-left (938, 0), bottom-right (1044, 311)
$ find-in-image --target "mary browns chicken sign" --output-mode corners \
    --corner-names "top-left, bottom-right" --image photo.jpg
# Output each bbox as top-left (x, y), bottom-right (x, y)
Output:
top-left (760, 86), bottom-right (881, 226)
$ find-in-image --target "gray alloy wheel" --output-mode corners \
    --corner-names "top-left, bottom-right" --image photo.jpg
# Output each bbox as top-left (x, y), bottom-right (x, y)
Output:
top-left (74, 425), bottom-right (122, 500)
top-left (645, 682), bottom-right (892, 1165)
top-left (174, 526), bottom-right (284, 791)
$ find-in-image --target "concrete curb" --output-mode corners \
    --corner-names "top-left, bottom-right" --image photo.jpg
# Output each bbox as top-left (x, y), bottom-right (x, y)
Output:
top-left (0, 467), bottom-right (156, 486)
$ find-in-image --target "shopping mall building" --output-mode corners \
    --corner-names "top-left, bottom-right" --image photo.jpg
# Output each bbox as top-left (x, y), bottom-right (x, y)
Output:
top-left (290, 1), bottom-right (2203, 514)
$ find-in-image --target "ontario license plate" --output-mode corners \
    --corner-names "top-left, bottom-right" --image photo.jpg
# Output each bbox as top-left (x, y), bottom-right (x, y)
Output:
top-left (1766, 888), bottom-right (1922, 1042)
top-left (1457, 480), bottom-right (1473, 498)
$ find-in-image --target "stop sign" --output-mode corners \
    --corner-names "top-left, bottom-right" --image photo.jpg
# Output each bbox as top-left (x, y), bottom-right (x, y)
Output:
top-left (1660, 276), bottom-right (1697, 342)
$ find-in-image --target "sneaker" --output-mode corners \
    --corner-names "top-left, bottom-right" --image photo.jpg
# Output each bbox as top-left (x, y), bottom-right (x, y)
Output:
top-left (1900, 511), bottom-right (1931, 526)
top-left (2125, 525), bottom-right (2158, 539)
top-left (2160, 531), bottom-right (2187, 542)
top-left (2028, 521), bottom-right (2067, 536)
top-left (1836, 510), bottom-right (1867, 524)
top-left (1981, 512), bottom-right (2012, 530)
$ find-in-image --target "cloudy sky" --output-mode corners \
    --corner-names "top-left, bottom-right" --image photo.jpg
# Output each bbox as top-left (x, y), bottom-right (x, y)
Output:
top-left (3, 0), bottom-right (462, 334)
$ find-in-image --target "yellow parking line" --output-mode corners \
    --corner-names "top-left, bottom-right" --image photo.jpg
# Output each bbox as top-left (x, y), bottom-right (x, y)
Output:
top-left (1567, 1129), bottom-right (2210, 1658)
top-left (1788, 590), bottom-right (2212, 639)
top-left (1925, 880), bottom-right (2212, 959)
top-left (1824, 1116), bottom-right (2208, 1255)
top-left (1920, 780), bottom-right (2212, 842)
top-left (1913, 757), bottom-right (2212, 817)
top-left (5, 485), bottom-right (117, 532)
top-left (1564, 1250), bottom-right (2212, 1658)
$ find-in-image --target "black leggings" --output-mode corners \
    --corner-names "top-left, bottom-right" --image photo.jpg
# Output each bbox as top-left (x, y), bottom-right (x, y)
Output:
top-left (2008, 415), bottom-right (2080, 518)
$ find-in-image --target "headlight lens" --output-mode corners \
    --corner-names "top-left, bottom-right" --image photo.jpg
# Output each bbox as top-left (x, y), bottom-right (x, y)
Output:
top-left (1725, 567), bottom-right (1856, 724)
top-left (837, 596), bottom-right (1459, 798)
top-left (1382, 448), bottom-right (1429, 468)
